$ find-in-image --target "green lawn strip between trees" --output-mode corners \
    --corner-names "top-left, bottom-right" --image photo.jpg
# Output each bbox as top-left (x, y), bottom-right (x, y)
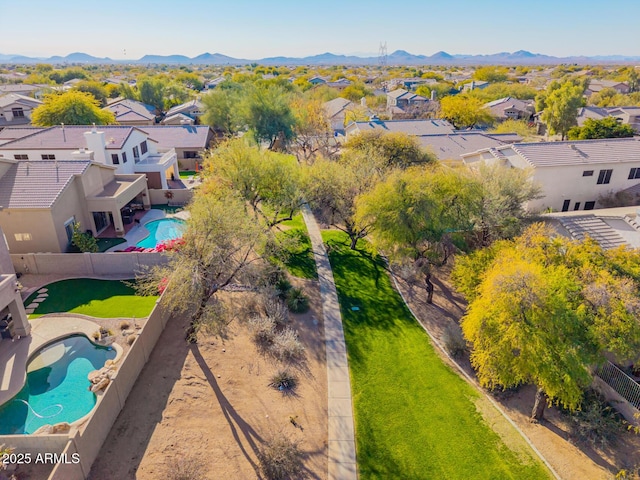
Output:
top-left (25, 279), bottom-right (158, 319)
top-left (322, 230), bottom-right (551, 480)
top-left (275, 213), bottom-right (317, 279)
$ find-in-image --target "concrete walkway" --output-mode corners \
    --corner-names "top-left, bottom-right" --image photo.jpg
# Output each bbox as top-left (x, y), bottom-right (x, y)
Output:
top-left (301, 205), bottom-right (357, 479)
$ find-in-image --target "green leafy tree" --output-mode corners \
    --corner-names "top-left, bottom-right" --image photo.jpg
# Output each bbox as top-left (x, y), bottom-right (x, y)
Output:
top-left (343, 131), bottom-right (436, 168)
top-left (439, 95), bottom-right (495, 128)
top-left (452, 224), bottom-right (640, 420)
top-left (473, 66), bottom-right (509, 83)
top-left (175, 72), bottom-right (204, 91)
top-left (137, 75), bottom-right (166, 113)
top-left (340, 82), bottom-right (372, 103)
top-left (567, 117), bottom-right (635, 140)
top-left (489, 119), bottom-right (537, 139)
top-left (540, 82), bottom-right (584, 140)
top-left (290, 97), bottom-right (335, 161)
top-left (32, 91), bottom-right (116, 126)
top-left (71, 222), bottom-right (98, 253)
top-left (201, 85), bottom-right (242, 136)
top-left (243, 85), bottom-right (297, 150)
top-left (74, 80), bottom-right (108, 107)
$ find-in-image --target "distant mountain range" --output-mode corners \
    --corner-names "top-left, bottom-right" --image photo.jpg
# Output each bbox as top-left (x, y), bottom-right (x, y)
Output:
top-left (1, 50), bottom-right (640, 65)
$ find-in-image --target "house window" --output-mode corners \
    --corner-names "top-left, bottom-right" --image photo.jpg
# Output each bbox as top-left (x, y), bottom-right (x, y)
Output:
top-left (122, 152), bottom-right (128, 163)
top-left (582, 170), bottom-right (594, 177)
top-left (596, 169), bottom-right (613, 185)
top-left (629, 168), bottom-right (640, 180)
top-left (11, 107), bottom-right (25, 118)
top-left (133, 146), bottom-right (140, 160)
top-left (573, 202), bottom-right (581, 211)
top-left (584, 201), bottom-right (596, 210)
top-left (14, 233), bottom-right (32, 241)
top-left (64, 218), bottom-right (76, 244)
top-left (140, 141), bottom-right (148, 154)
top-left (561, 200), bottom-right (571, 212)
top-left (111, 153), bottom-right (120, 165)
top-left (41, 154), bottom-right (56, 160)
top-left (184, 151), bottom-right (198, 159)
top-left (13, 154), bottom-right (28, 160)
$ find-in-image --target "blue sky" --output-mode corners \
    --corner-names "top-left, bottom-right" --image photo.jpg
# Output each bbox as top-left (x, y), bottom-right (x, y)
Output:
top-left (2, 0), bottom-right (639, 59)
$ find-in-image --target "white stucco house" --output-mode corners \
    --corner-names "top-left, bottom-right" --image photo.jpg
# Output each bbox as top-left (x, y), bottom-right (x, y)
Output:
top-left (462, 137), bottom-right (640, 212)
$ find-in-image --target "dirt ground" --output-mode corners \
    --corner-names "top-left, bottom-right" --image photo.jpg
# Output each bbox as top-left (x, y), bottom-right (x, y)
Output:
top-left (395, 263), bottom-right (640, 480)
top-left (89, 277), bottom-right (327, 480)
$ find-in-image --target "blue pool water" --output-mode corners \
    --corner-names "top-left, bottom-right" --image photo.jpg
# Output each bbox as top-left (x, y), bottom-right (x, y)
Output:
top-left (136, 218), bottom-right (185, 248)
top-left (0, 335), bottom-right (116, 434)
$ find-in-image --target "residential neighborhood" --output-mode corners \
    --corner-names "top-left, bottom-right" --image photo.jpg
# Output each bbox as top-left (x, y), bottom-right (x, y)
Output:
top-left (1, 3), bottom-right (640, 480)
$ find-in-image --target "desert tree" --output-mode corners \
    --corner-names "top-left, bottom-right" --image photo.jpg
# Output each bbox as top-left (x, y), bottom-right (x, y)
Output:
top-left (32, 90), bottom-right (116, 126)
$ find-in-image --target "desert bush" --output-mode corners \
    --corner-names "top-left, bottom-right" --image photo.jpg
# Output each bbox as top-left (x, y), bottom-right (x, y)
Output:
top-left (250, 316), bottom-right (276, 351)
top-left (126, 334), bottom-right (136, 346)
top-left (165, 455), bottom-right (205, 480)
top-left (257, 434), bottom-right (304, 480)
top-left (285, 288), bottom-right (309, 314)
top-left (565, 389), bottom-right (626, 449)
top-left (269, 369), bottom-right (298, 392)
top-left (264, 297), bottom-right (290, 328)
top-left (271, 328), bottom-right (305, 363)
top-left (119, 320), bottom-right (131, 330)
top-left (441, 323), bottom-right (466, 358)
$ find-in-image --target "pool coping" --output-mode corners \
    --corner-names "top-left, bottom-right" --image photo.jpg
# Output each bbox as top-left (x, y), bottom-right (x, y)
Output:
top-left (106, 208), bottom-right (189, 252)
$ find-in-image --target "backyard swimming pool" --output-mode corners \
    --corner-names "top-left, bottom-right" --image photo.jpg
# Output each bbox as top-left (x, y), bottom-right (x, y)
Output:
top-left (0, 335), bottom-right (116, 434)
top-left (136, 218), bottom-right (185, 248)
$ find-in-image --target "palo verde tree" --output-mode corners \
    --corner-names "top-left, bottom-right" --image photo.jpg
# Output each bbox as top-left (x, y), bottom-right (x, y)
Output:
top-left (567, 116), bottom-right (635, 140)
top-left (203, 138), bottom-right (303, 228)
top-left (343, 130), bottom-right (436, 169)
top-left (356, 165), bottom-right (479, 303)
top-left (32, 90), bottom-right (116, 126)
top-left (537, 80), bottom-right (584, 140)
top-left (439, 95), bottom-right (495, 129)
top-left (243, 84), bottom-right (297, 150)
top-left (452, 224), bottom-right (640, 421)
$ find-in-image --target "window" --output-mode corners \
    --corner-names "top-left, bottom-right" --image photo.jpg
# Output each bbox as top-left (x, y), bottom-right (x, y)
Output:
top-left (597, 169), bottom-right (613, 185)
top-left (64, 218), bottom-right (76, 244)
top-left (184, 151), bottom-right (198, 159)
top-left (140, 141), bottom-right (148, 154)
top-left (122, 152), bottom-right (128, 163)
top-left (14, 233), bottom-right (32, 241)
top-left (133, 146), bottom-right (140, 159)
top-left (11, 107), bottom-right (24, 118)
top-left (562, 200), bottom-right (571, 212)
top-left (41, 154), bottom-right (56, 160)
top-left (582, 170), bottom-right (594, 177)
top-left (111, 153), bottom-right (120, 165)
top-left (585, 201), bottom-right (596, 210)
top-left (629, 168), bottom-right (640, 180)
top-left (573, 202), bottom-right (581, 211)
top-left (13, 154), bottom-right (28, 160)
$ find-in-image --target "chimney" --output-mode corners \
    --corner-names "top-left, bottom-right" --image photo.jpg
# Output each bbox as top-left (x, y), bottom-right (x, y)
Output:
top-left (360, 97), bottom-right (367, 107)
top-left (84, 128), bottom-right (107, 165)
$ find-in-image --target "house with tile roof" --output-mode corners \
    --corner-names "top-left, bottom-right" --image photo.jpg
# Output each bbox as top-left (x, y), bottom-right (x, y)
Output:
top-left (483, 97), bottom-right (534, 122)
top-left (345, 117), bottom-right (455, 138)
top-left (416, 132), bottom-right (521, 161)
top-left (0, 158), bottom-right (150, 253)
top-left (462, 137), bottom-right (640, 212)
top-left (103, 98), bottom-right (157, 126)
top-left (323, 97), bottom-right (363, 135)
top-left (137, 125), bottom-right (214, 170)
top-left (0, 125), bottom-right (179, 189)
top-left (161, 99), bottom-right (205, 125)
top-left (585, 80), bottom-right (630, 96)
top-left (0, 93), bottom-right (43, 127)
top-left (386, 89), bottom-right (429, 110)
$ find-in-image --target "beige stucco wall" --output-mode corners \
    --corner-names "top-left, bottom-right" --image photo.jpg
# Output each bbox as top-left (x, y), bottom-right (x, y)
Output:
top-left (0, 209), bottom-right (59, 253)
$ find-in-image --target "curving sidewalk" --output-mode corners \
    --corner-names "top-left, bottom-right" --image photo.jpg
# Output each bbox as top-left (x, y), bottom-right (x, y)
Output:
top-left (301, 205), bottom-right (358, 480)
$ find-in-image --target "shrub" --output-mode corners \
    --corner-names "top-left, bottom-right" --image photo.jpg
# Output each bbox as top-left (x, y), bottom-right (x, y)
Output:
top-left (119, 320), bottom-right (131, 330)
top-left (441, 324), bottom-right (466, 358)
top-left (564, 389), bottom-right (626, 449)
top-left (126, 334), bottom-right (136, 346)
top-left (250, 316), bottom-right (276, 351)
top-left (71, 222), bottom-right (99, 253)
top-left (264, 297), bottom-right (290, 328)
top-left (285, 288), bottom-right (309, 314)
top-left (165, 455), bottom-right (205, 480)
top-left (271, 328), bottom-right (305, 363)
top-left (268, 369), bottom-right (298, 393)
top-left (257, 434), bottom-right (304, 480)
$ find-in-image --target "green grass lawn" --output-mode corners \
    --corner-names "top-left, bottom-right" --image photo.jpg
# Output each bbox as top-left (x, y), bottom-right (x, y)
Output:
top-left (322, 230), bottom-right (551, 480)
top-left (96, 237), bottom-right (126, 252)
top-left (275, 213), bottom-right (317, 279)
top-left (25, 279), bottom-right (158, 319)
top-left (179, 170), bottom-right (198, 179)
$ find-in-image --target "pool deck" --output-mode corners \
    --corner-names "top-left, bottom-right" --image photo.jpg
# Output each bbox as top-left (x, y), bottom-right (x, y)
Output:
top-left (105, 208), bottom-right (189, 252)
top-left (0, 317), bottom-right (101, 406)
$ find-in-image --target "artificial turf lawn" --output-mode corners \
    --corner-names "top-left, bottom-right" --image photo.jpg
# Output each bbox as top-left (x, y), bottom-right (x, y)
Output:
top-left (322, 230), bottom-right (551, 480)
top-left (179, 170), bottom-right (198, 179)
top-left (25, 279), bottom-right (158, 319)
top-left (276, 213), bottom-right (317, 279)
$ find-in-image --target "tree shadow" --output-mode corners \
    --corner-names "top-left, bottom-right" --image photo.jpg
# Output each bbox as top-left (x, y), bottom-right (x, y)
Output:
top-left (190, 343), bottom-right (263, 477)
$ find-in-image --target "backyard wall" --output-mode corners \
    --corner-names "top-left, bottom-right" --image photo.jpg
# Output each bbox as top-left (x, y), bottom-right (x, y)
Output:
top-left (149, 188), bottom-right (193, 206)
top-left (11, 252), bottom-right (169, 276)
top-left (593, 376), bottom-right (640, 426)
top-left (47, 298), bottom-right (172, 479)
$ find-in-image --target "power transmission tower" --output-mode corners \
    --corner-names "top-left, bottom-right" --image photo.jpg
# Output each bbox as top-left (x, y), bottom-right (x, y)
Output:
top-left (378, 42), bottom-right (388, 67)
